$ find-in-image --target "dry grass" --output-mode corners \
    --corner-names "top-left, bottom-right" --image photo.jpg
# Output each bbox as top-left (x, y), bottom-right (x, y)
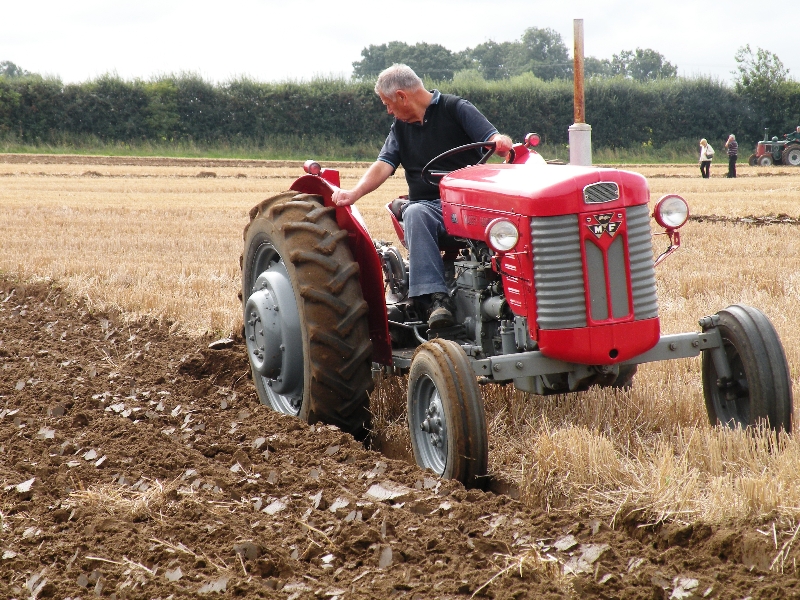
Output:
top-left (4, 156), bottom-right (800, 524)
top-left (69, 479), bottom-right (178, 521)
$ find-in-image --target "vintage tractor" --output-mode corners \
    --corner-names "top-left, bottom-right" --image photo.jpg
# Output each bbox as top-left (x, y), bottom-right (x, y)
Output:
top-left (242, 137), bottom-right (793, 487)
top-left (748, 129), bottom-right (800, 166)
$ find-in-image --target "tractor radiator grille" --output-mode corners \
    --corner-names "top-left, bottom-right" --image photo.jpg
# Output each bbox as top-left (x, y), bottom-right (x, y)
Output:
top-left (531, 215), bottom-right (587, 329)
top-left (583, 182), bottom-right (619, 204)
top-left (626, 204), bottom-right (659, 319)
top-left (531, 205), bottom-right (658, 330)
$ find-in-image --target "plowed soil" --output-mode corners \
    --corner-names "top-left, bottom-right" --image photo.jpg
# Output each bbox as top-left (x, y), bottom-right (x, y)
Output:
top-left (3, 280), bottom-right (800, 600)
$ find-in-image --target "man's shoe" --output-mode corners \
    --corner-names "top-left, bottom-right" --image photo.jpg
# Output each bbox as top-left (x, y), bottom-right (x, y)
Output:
top-left (428, 292), bottom-right (455, 329)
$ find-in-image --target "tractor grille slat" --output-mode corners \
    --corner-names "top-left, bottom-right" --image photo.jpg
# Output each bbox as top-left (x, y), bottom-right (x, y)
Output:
top-left (532, 215), bottom-right (587, 329)
top-left (626, 204), bottom-right (659, 319)
top-left (531, 205), bottom-right (658, 330)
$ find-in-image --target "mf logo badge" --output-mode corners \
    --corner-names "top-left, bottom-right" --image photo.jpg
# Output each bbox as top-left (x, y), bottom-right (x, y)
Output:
top-left (586, 212), bottom-right (623, 239)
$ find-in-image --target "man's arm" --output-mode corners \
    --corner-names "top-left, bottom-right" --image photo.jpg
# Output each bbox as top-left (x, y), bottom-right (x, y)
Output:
top-left (332, 160), bottom-right (395, 207)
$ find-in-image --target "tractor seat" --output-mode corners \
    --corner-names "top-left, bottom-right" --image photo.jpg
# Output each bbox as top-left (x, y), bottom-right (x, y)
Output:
top-left (389, 198), bottom-right (467, 251)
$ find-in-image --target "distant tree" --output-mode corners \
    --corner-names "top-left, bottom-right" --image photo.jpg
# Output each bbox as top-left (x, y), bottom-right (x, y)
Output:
top-left (610, 49), bottom-right (677, 81)
top-left (507, 27), bottom-right (572, 80)
top-left (464, 41), bottom-right (516, 80)
top-left (0, 60), bottom-right (30, 78)
top-left (352, 41), bottom-right (469, 81)
top-left (584, 56), bottom-right (613, 78)
top-left (734, 44), bottom-right (789, 92)
top-left (734, 45), bottom-right (796, 134)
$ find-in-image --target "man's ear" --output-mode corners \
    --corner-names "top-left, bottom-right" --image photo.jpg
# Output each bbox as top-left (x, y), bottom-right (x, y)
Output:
top-left (395, 90), bottom-right (408, 104)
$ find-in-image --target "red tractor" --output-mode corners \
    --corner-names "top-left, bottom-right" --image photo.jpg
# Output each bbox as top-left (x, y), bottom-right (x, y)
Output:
top-left (748, 129), bottom-right (800, 166)
top-left (242, 137), bottom-right (793, 487)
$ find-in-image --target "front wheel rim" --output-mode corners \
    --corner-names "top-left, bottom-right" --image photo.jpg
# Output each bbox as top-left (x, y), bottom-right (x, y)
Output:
top-left (409, 375), bottom-right (448, 475)
top-left (710, 341), bottom-right (750, 426)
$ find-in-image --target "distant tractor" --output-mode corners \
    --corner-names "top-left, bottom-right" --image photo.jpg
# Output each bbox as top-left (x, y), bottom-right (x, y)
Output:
top-left (748, 129), bottom-right (800, 166)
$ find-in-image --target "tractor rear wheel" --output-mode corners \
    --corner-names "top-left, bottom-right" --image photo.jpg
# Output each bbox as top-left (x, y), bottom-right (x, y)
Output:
top-left (242, 191), bottom-right (374, 439)
top-left (783, 145), bottom-right (800, 167)
top-left (701, 305), bottom-right (792, 433)
top-left (758, 155), bottom-right (774, 167)
top-left (407, 339), bottom-right (488, 487)
top-left (748, 154), bottom-right (758, 167)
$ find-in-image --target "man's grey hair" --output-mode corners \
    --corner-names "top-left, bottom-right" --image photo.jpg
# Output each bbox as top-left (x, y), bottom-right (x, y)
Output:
top-left (729, 134), bottom-right (735, 140)
top-left (374, 64), bottom-right (424, 98)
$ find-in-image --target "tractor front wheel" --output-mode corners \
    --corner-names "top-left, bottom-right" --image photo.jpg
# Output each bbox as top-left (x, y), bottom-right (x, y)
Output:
top-left (241, 192), bottom-right (374, 438)
top-left (701, 305), bottom-right (792, 433)
top-left (748, 154), bottom-right (758, 167)
top-left (758, 154), bottom-right (774, 167)
top-left (783, 146), bottom-right (800, 167)
top-left (407, 339), bottom-right (488, 487)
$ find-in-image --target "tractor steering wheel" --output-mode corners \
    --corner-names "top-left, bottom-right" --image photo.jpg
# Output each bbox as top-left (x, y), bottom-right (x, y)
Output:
top-left (421, 141), bottom-right (497, 187)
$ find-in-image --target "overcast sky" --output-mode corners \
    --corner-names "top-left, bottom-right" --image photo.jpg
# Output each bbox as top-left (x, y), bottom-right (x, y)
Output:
top-left (3, 0), bottom-right (798, 85)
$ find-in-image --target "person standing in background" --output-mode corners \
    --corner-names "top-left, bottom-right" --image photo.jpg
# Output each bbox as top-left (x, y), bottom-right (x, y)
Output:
top-left (724, 134), bottom-right (738, 178)
top-left (699, 138), bottom-right (713, 178)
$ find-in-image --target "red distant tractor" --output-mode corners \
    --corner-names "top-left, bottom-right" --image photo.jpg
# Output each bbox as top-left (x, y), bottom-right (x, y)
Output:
top-left (241, 136), bottom-right (793, 487)
top-left (748, 129), bottom-right (800, 166)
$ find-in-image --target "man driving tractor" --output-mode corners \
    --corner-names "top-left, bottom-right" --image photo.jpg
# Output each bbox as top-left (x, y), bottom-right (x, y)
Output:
top-left (331, 64), bottom-right (513, 329)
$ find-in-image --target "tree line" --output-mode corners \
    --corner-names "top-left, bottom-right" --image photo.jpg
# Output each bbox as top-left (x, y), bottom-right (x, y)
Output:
top-left (0, 38), bottom-right (797, 155)
top-left (352, 28), bottom-right (678, 82)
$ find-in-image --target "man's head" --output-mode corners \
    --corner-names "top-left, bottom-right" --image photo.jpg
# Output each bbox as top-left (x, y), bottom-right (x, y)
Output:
top-left (374, 64), bottom-right (424, 99)
top-left (728, 134), bottom-right (735, 141)
top-left (374, 64), bottom-right (431, 124)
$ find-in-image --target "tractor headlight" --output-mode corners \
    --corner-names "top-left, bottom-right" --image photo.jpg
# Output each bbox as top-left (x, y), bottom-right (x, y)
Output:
top-left (654, 195), bottom-right (689, 230)
top-left (485, 219), bottom-right (519, 252)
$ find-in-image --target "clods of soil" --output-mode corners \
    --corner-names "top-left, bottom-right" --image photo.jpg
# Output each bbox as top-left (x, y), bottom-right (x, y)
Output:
top-left (2, 277), bottom-right (799, 599)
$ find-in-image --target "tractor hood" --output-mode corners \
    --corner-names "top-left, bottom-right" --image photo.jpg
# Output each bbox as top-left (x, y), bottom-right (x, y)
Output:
top-left (439, 162), bottom-right (650, 217)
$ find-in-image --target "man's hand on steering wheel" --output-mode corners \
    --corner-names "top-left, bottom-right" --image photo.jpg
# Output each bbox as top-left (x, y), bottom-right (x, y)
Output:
top-left (489, 133), bottom-right (513, 157)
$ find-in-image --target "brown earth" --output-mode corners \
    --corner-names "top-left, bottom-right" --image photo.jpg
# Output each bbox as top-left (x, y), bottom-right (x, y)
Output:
top-left (4, 279), bottom-right (800, 599)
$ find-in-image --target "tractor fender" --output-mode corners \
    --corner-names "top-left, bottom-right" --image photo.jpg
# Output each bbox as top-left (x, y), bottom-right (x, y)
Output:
top-left (290, 174), bottom-right (393, 365)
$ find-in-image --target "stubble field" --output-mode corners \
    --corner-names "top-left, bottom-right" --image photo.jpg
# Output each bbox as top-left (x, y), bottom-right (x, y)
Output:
top-left (2, 153), bottom-right (800, 598)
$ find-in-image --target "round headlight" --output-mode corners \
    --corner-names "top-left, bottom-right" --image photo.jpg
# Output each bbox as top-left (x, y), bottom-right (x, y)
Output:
top-left (485, 219), bottom-right (519, 252)
top-left (654, 194), bottom-right (689, 230)
top-left (525, 132), bottom-right (541, 147)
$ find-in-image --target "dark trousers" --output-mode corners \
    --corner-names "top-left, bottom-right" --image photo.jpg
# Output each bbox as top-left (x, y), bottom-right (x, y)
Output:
top-left (700, 161), bottom-right (711, 178)
top-left (727, 155), bottom-right (737, 178)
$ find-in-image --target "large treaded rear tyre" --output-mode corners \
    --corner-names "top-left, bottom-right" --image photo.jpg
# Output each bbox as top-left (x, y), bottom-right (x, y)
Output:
top-left (701, 305), bottom-right (792, 433)
top-left (242, 192), bottom-right (374, 438)
top-left (783, 145), bottom-right (800, 167)
top-left (407, 339), bottom-right (488, 487)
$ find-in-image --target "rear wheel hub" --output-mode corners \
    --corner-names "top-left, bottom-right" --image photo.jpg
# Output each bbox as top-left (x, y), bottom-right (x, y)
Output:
top-left (244, 265), bottom-right (303, 397)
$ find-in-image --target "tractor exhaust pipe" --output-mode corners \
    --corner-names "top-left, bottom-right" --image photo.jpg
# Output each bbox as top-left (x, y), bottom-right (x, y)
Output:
top-left (569, 19), bottom-right (592, 166)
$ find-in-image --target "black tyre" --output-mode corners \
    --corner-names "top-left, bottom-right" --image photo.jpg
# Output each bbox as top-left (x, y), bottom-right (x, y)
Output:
top-left (407, 339), bottom-right (488, 486)
top-left (748, 154), bottom-right (758, 167)
top-left (701, 305), bottom-right (792, 433)
top-left (758, 154), bottom-right (774, 167)
top-left (242, 192), bottom-right (374, 438)
top-left (782, 145), bottom-right (800, 167)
